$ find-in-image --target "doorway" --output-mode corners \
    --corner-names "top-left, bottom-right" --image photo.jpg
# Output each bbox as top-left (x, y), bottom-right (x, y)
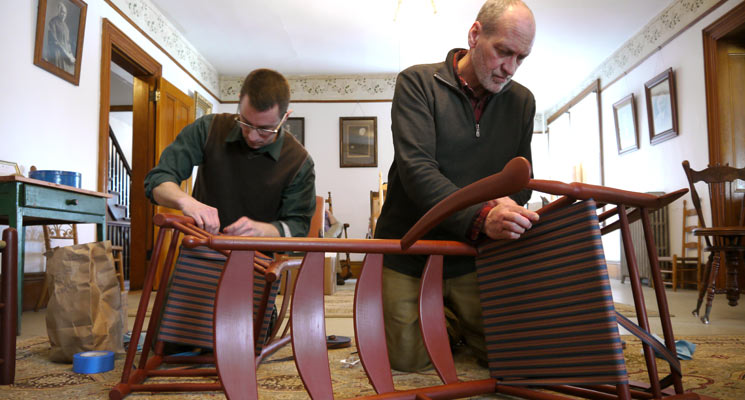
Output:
top-left (98, 19), bottom-right (162, 290)
top-left (702, 2), bottom-right (745, 290)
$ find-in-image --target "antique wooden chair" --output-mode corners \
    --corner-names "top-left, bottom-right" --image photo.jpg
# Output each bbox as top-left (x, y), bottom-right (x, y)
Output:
top-left (109, 214), bottom-right (301, 399)
top-left (670, 200), bottom-right (702, 291)
top-left (683, 160), bottom-right (745, 323)
top-left (182, 157), bottom-right (696, 399)
top-left (0, 227), bottom-right (18, 385)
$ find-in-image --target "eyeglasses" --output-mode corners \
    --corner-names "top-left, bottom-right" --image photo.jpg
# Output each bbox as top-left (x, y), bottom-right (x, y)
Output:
top-left (234, 111), bottom-right (290, 136)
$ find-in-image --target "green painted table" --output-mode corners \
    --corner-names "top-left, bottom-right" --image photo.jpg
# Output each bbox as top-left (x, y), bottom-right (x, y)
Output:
top-left (0, 175), bottom-right (110, 333)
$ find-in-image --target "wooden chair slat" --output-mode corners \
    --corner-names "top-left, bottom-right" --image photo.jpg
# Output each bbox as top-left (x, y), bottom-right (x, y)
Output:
top-left (419, 254), bottom-right (458, 385)
top-left (215, 250), bottom-right (258, 399)
top-left (354, 253), bottom-right (395, 394)
top-left (291, 251), bottom-right (334, 399)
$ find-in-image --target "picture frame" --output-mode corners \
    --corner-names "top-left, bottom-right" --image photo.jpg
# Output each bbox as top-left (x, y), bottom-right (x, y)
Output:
top-left (644, 68), bottom-right (678, 145)
top-left (33, 0), bottom-right (88, 86)
top-left (0, 160), bottom-right (21, 177)
top-left (285, 117), bottom-right (305, 146)
top-left (612, 93), bottom-right (639, 155)
top-left (340, 117), bottom-right (377, 168)
top-left (194, 91), bottom-right (213, 119)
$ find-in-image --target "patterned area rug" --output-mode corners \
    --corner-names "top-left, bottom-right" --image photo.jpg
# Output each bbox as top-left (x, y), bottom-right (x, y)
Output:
top-left (1, 335), bottom-right (743, 399)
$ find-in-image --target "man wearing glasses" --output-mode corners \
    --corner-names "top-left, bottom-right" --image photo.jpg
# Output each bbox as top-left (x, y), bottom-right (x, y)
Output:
top-left (145, 69), bottom-right (316, 238)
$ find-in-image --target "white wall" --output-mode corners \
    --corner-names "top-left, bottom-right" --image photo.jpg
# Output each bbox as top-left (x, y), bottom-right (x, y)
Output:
top-left (598, 0), bottom-right (743, 261)
top-left (217, 101), bottom-right (395, 260)
top-left (0, 0), bottom-right (219, 272)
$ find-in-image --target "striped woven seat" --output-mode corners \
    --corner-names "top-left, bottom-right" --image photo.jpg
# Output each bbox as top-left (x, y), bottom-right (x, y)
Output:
top-left (476, 199), bottom-right (627, 386)
top-left (158, 245), bottom-right (279, 353)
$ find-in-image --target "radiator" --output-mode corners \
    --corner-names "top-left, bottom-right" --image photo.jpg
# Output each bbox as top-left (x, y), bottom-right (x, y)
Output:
top-left (620, 192), bottom-right (669, 286)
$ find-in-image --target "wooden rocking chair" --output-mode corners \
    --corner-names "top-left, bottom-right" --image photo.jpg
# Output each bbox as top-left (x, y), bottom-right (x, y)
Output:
top-left (181, 157), bottom-right (698, 399)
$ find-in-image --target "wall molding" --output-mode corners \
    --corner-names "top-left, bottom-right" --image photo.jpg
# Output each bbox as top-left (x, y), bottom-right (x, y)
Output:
top-left (220, 74), bottom-right (397, 102)
top-left (544, 0), bottom-right (727, 117)
top-left (108, 0), bottom-right (220, 95)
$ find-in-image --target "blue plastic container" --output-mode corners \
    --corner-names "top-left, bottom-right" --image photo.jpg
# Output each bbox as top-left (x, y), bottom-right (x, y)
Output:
top-left (29, 170), bottom-right (82, 188)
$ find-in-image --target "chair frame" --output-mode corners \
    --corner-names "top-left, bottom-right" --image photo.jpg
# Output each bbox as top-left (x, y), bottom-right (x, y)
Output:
top-left (182, 157), bottom-right (698, 399)
top-left (0, 227), bottom-right (18, 385)
top-left (683, 160), bottom-right (745, 324)
top-left (109, 214), bottom-right (300, 399)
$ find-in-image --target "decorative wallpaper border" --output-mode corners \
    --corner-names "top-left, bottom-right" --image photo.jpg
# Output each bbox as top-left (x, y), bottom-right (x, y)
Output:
top-left (544, 0), bottom-right (723, 118)
top-left (110, 0), bottom-right (220, 95)
top-left (220, 75), bottom-right (398, 102)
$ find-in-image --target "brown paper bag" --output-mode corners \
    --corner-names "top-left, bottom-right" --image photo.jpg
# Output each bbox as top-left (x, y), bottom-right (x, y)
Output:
top-left (45, 241), bottom-right (124, 362)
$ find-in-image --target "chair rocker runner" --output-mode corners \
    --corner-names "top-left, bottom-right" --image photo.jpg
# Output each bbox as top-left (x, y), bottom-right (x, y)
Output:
top-left (176, 157), bottom-right (698, 399)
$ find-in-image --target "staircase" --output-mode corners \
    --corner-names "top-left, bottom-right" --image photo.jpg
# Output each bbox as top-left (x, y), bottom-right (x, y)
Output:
top-left (108, 127), bottom-right (132, 283)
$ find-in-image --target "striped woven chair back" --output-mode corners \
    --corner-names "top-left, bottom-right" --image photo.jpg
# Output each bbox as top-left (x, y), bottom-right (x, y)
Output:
top-left (157, 246), bottom-right (279, 353)
top-left (476, 199), bottom-right (627, 386)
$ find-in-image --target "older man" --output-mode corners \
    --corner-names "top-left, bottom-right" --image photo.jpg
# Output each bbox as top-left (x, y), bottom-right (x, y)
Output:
top-left (374, 0), bottom-right (540, 371)
top-left (145, 69), bottom-right (316, 238)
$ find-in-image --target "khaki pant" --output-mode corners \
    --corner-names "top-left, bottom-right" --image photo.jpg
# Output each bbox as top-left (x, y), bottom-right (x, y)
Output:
top-left (382, 267), bottom-right (486, 372)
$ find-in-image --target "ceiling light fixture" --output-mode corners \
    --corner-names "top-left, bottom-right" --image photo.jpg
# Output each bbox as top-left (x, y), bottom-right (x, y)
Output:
top-left (394, 0), bottom-right (437, 22)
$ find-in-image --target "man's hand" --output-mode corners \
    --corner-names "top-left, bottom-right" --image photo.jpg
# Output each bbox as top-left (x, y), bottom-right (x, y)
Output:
top-left (178, 197), bottom-right (220, 234)
top-left (223, 217), bottom-right (280, 237)
top-left (482, 197), bottom-right (539, 240)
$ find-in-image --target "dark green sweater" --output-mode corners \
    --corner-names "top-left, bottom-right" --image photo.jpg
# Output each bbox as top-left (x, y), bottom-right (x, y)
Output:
top-left (144, 113), bottom-right (316, 237)
top-left (374, 48), bottom-right (535, 279)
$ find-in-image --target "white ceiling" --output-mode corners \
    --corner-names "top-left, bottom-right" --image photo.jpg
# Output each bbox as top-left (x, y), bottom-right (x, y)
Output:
top-left (148, 0), bottom-right (675, 110)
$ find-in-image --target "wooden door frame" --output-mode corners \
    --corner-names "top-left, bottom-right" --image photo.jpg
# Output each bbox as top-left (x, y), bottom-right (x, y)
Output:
top-left (98, 19), bottom-right (162, 289)
top-left (703, 1), bottom-right (745, 166)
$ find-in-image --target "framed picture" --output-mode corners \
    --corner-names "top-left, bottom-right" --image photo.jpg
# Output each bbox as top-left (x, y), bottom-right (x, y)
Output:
top-left (33, 0), bottom-right (88, 85)
top-left (0, 160), bottom-right (21, 177)
top-left (612, 94), bottom-right (639, 155)
top-left (644, 68), bottom-right (678, 145)
top-left (340, 117), bottom-right (377, 168)
top-left (285, 117), bottom-right (305, 146)
top-left (194, 92), bottom-right (213, 119)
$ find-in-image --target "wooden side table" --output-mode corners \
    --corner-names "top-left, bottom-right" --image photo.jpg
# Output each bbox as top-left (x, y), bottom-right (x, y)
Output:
top-left (0, 175), bottom-right (110, 333)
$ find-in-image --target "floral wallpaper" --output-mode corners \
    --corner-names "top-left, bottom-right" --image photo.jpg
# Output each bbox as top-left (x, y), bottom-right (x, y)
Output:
top-left (220, 75), bottom-right (397, 102)
top-left (109, 0), bottom-right (220, 95)
top-left (544, 0), bottom-right (721, 117)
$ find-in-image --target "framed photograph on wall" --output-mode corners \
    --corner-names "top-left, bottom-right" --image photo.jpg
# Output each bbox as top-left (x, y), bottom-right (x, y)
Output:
top-left (285, 117), bottom-right (305, 146)
top-left (33, 0), bottom-right (88, 85)
top-left (194, 91), bottom-right (213, 119)
top-left (644, 68), bottom-right (678, 145)
top-left (612, 94), bottom-right (639, 155)
top-left (340, 117), bottom-right (377, 168)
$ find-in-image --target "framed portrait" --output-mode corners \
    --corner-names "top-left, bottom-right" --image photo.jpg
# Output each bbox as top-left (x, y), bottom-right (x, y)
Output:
top-left (612, 94), bottom-right (639, 155)
top-left (33, 0), bottom-right (87, 85)
top-left (285, 117), bottom-right (305, 146)
top-left (194, 91), bottom-right (213, 119)
top-left (0, 160), bottom-right (21, 177)
top-left (340, 117), bottom-right (377, 168)
top-left (644, 68), bottom-right (678, 145)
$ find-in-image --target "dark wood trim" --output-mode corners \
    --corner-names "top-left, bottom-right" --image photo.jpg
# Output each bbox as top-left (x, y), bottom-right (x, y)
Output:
top-left (547, 80), bottom-right (599, 125)
top-left (223, 99), bottom-right (394, 104)
top-left (110, 105), bottom-right (133, 112)
top-left (703, 0), bottom-right (745, 166)
top-left (103, 0), bottom-right (220, 101)
top-left (100, 18), bottom-right (161, 290)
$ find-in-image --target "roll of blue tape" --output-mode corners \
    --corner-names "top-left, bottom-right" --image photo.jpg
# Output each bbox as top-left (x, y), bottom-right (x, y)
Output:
top-left (73, 351), bottom-right (115, 374)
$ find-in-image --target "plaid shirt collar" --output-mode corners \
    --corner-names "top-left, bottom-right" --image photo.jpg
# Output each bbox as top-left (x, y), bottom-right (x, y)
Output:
top-left (452, 49), bottom-right (491, 123)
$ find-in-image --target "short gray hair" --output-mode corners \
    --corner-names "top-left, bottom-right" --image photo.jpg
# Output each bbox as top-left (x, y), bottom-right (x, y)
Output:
top-left (476, 0), bottom-right (531, 35)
